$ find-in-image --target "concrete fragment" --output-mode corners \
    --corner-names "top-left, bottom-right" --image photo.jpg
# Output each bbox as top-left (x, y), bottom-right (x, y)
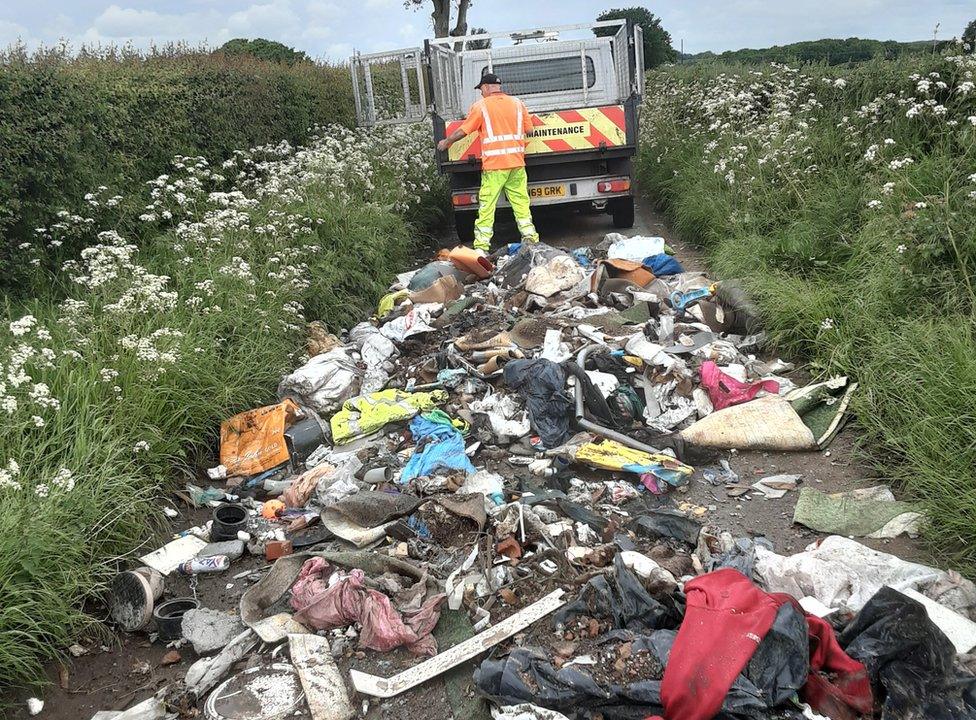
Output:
top-left (180, 608), bottom-right (243, 654)
top-left (289, 634), bottom-right (354, 720)
top-left (197, 540), bottom-right (244, 561)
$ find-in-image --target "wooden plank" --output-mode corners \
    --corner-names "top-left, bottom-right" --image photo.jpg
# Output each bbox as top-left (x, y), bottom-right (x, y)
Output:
top-left (350, 589), bottom-right (565, 699)
top-left (289, 634), bottom-right (355, 720)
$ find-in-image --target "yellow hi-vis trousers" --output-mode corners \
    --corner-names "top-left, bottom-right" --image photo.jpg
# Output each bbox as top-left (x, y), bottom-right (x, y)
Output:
top-left (473, 167), bottom-right (540, 252)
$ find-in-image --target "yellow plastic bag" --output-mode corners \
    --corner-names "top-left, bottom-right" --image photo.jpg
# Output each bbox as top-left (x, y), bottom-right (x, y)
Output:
top-left (220, 399), bottom-right (301, 477)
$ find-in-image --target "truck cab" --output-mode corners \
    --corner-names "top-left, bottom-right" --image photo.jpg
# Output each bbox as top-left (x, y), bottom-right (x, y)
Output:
top-left (351, 20), bottom-right (645, 242)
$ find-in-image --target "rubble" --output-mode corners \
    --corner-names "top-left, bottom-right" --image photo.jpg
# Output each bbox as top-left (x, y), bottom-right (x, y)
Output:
top-left (83, 235), bottom-right (976, 720)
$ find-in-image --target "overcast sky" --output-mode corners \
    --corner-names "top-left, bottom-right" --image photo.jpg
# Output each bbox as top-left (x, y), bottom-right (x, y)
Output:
top-left (2, 1), bottom-right (973, 60)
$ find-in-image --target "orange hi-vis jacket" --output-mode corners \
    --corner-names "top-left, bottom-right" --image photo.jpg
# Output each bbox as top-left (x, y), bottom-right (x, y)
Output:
top-left (458, 92), bottom-right (534, 171)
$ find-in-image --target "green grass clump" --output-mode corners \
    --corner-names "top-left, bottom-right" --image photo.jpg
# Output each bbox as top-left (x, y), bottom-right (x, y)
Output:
top-left (0, 122), bottom-right (444, 694)
top-left (638, 53), bottom-right (976, 570)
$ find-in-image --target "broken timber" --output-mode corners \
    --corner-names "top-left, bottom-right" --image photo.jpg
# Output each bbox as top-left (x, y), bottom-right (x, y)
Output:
top-left (349, 589), bottom-right (566, 698)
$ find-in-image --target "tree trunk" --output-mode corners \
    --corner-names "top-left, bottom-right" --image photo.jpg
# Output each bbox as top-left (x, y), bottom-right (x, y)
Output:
top-left (450, 0), bottom-right (471, 51)
top-left (430, 0), bottom-right (451, 38)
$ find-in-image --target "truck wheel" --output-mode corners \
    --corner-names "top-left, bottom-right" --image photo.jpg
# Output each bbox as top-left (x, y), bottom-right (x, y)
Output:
top-left (612, 197), bottom-right (635, 229)
top-left (454, 212), bottom-right (475, 244)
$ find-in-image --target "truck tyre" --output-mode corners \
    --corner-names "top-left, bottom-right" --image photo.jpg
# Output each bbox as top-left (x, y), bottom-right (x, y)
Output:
top-left (454, 211), bottom-right (475, 244)
top-left (612, 197), bottom-right (635, 228)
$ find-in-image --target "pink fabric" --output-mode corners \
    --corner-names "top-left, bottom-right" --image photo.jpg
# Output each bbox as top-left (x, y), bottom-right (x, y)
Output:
top-left (290, 557), bottom-right (445, 655)
top-left (699, 361), bottom-right (779, 411)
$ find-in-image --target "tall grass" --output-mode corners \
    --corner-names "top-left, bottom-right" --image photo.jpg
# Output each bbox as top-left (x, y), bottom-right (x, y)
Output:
top-left (0, 122), bottom-right (445, 693)
top-left (638, 52), bottom-right (976, 569)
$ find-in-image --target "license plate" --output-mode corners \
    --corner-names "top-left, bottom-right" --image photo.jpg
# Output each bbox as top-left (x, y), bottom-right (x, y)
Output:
top-left (529, 184), bottom-right (566, 198)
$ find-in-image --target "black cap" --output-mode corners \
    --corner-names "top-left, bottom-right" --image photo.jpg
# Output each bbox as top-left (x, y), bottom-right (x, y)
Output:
top-left (475, 72), bottom-right (501, 89)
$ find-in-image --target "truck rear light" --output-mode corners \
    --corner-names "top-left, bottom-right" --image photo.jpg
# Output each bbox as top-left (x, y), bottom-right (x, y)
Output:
top-left (452, 193), bottom-right (478, 207)
top-left (598, 179), bottom-right (631, 193)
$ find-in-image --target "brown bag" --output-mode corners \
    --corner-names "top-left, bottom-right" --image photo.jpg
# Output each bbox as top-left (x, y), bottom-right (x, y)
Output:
top-left (220, 399), bottom-right (301, 476)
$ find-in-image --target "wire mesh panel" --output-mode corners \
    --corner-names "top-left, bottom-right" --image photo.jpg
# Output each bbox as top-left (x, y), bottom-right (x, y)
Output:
top-left (350, 47), bottom-right (427, 126)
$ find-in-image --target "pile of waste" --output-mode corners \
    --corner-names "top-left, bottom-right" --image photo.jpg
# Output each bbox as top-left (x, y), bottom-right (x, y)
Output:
top-left (93, 236), bottom-right (976, 720)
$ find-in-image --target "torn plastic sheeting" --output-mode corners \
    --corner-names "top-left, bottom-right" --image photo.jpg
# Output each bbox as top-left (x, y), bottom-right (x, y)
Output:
top-left (751, 474), bottom-right (799, 500)
top-left (793, 486), bottom-right (923, 539)
top-left (524, 255), bottom-right (586, 298)
top-left (554, 555), bottom-right (675, 632)
top-left (753, 535), bottom-right (954, 616)
top-left (496, 243), bottom-right (566, 289)
top-left (606, 233), bottom-right (666, 263)
top-left (278, 349), bottom-right (361, 416)
top-left (281, 454), bottom-right (361, 508)
top-left (839, 586), bottom-right (976, 719)
top-left (503, 359), bottom-right (573, 449)
top-left (220, 399), bottom-right (302, 477)
top-left (898, 587), bottom-right (976, 655)
top-left (574, 439), bottom-right (693, 487)
top-left (330, 388), bottom-right (447, 445)
top-left (349, 322), bottom-right (399, 394)
top-left (469, 393), bottom-right (530, 438)
top-left (379, 303), bottom-right (440, 342)
top-left (632, 509), bottom-right (703, 546)
top-left (699, 360), bottom-right (779, 411)
top-left (289, 557), bottom-right (445, 655)
top-left (401, 414), bottom-right (476, 483)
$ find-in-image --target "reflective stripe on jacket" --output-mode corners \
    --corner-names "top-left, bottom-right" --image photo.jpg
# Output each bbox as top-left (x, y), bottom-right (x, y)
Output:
top-left (458, 93), bottom-right (533, 171)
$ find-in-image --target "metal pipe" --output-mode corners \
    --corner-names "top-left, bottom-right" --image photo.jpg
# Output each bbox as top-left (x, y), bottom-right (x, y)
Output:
top-left (572, 344), bottom-right (661, 454)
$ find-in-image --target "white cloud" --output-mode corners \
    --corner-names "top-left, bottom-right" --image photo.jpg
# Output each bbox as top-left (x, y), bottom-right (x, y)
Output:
top-left (0, 19), bottom-right (29, 46)
top-left (224, 1), bottom-right (301, 37)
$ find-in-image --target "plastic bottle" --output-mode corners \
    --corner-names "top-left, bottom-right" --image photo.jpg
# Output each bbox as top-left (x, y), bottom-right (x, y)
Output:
top-left (178, 555), bottom-right (230, 575)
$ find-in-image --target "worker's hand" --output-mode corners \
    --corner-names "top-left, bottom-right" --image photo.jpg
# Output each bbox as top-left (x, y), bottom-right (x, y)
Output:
top-left (436, 138), bottom-right (451, 152)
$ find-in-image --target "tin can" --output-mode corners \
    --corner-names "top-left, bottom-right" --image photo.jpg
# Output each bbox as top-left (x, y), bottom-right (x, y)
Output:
top-left (178, 555), bottom-right (230, 575)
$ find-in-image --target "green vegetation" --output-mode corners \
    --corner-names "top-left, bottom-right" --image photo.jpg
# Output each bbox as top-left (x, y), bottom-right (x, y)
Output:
top-left (596, 7), bottom-right (677, 68)
top-left (0, 45), bottom-right (354, 291)
top-left (218, 37), bottom-right (311, 65)
top-left (684, 37), bottom-right (948, 65)
top-left (0, 122), bottom-right (444, 694)
top-left (638, 54), bottom-right (976, 570)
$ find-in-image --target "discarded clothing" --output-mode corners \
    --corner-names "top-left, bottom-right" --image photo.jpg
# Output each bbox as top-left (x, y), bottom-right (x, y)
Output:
top-left (330, 389), bottom-right (447, 444)
top-left (632, 509), bottom-right (703, 546)
top-left (220, 399), bottom-right (301, 477)
top-left (793, 486), bottom-right (923, 539)
top-left (278, 348), bottom-right (361, 415)
top-left (840, 586), bottom-right (976, 719)
top-left (401, 414), bottom-right (476, 482)
top-left (377, 289), bottom-right (409, 317)
top-left (290, 557), bottom-right (445, 655)
top-left (503, 359), bottom-right (573, 448)
top-left (574, 440), bottom-right (693, 487)
top-left (699, 360), bottom-right (779, 411)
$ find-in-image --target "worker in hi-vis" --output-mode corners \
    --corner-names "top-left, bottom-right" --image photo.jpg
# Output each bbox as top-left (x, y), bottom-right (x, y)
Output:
top-left (437, 72), bottom-right (540, 253)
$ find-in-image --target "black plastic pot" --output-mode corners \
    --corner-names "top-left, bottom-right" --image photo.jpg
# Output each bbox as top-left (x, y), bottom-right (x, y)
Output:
top-left (153, 597), bottom-right (199, 641)
top-left (211, 503), bottom-right (248, 542)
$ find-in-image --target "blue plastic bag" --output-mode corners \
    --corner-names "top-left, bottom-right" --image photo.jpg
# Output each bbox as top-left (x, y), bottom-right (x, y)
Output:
top-left (642, 253), bottom-right (684, 276)
top-left (400, 415), bottom-right (475, 482)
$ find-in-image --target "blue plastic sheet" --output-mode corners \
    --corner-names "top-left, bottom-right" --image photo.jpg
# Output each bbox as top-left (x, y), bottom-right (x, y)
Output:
top-left (401, 414), bottom-right (476, 483)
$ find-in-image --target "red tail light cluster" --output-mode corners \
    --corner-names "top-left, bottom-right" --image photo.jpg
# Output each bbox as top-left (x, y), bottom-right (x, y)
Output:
top-left (452, 193), bottom-right (478, 207)
top-left (597, 179), bottom-right (631, 193)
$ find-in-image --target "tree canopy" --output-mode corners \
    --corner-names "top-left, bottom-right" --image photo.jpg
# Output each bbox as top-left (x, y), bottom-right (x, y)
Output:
top-left (595, 7), bottom-right (676, 68)
top-left (219, 38), bottom-right (310, 65)
top-left (964, 19), bottom-right (976, 53)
